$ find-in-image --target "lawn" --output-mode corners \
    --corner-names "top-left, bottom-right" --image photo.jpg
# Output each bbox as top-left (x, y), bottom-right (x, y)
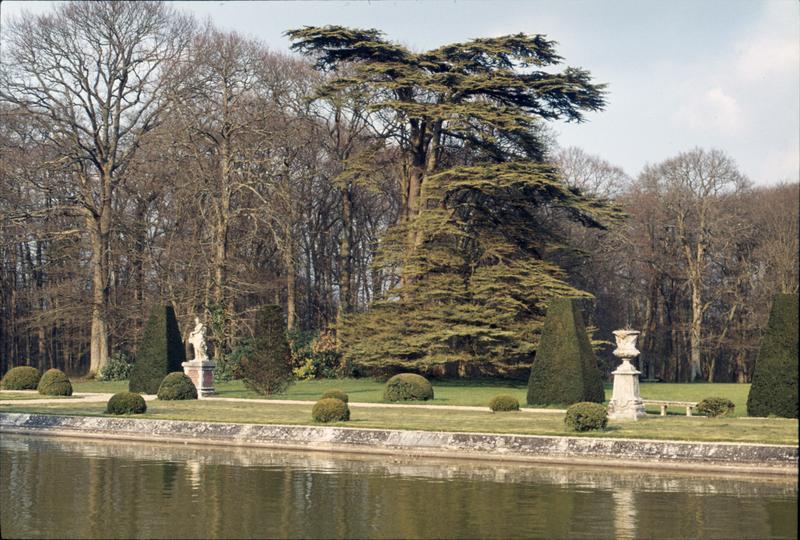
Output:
top-left (71, 378), bottom-right (754, 415)
top-left (0, 398), bottom-right (795, 445)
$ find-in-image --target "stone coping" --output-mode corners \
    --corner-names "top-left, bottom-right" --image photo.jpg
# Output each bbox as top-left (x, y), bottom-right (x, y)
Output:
top-left (0, 413), bottom-right (796, 476)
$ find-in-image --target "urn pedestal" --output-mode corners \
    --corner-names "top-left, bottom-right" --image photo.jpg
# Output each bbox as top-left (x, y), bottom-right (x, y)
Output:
top-left (182, 360), bottom-right (215, 398)
top-left (607, 330), bottom-right (646, 421)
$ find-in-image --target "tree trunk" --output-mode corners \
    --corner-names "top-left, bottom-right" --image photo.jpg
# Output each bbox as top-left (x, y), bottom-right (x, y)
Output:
top-left (88, 215), bottom-right (110, 375)
top-left (337, 183), bottom-right (353, 323)
top-left (285, 238), bottom-right (296, 331)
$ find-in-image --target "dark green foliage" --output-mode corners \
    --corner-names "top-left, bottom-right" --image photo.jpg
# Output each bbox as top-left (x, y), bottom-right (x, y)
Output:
top-left (238, 305), bottom-right (293, 395)
top-left (383, 373), bottom-right (434, 401)
top-left (157, 372), bottom-right (198, 401)
top-left (312, 397), bottom-right (350, 422)
top-left (321, 389), bottom-right (349, 403)
top-left (564, 402), bottom-right (607, 432)
top-left (527, 298), bottom-right (604, 405)
top-left (489, 394), bottom-right (520, 412)
top-left (98, 353), bottom-right (133, 381)
top-left (747, 294), bottom-right (799, 418)
top-left (1, 366), bottom-right (40, 390)
top-left (289, 27), bottom-right (620, 374)
top-left (129, 306), bottom-right (186, 394)
top-left (106, 392), bottom-right (147, 415)
top-left (696, 397), bottom-right (735, 418)
top-left (37, 368), bottom-right (72, 396)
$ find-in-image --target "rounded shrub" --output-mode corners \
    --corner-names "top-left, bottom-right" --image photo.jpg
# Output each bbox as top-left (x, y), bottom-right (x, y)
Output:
top-left (106, 392), bottom-right (147, 415)
top-left (312, 397), bottom-right (350, 423)
top-left (37, 368), bottom-right (72, 396)
top-left (1, 366), bottom-right (41, 390)
top-left (565, 402), bottom-right (608, 432)
top-left (157, 372), bottom-right (198, 401)
top-left (696, 397), bottom-right (735, 418)
top-left (383, 373), bottom-right (434, 402)
top-left (489, 394), bottom-right (520, 412)
top-left (321, 389), bottom-right (349, 403)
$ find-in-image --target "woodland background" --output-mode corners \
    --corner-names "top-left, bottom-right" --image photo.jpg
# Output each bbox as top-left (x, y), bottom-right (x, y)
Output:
top-left (1, 2), bottom-right (797, 382)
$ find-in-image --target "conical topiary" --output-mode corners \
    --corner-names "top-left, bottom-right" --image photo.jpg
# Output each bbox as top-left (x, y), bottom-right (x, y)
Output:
top-left (527, 298), bottom-right (604, 406)
top-left (747, 294), bottom-right (798, 418)
top-left (129, 305), bottom-right (186, 394)
top-left (237, 304), bottom-right (293, 395)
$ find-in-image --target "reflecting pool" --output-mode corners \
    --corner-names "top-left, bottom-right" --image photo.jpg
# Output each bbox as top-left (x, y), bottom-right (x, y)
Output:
top-left (1, 434), bottom-right (796, 539)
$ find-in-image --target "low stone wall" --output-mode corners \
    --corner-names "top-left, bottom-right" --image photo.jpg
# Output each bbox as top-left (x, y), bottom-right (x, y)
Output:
top-left (0, 412), bottom-right (796, 475)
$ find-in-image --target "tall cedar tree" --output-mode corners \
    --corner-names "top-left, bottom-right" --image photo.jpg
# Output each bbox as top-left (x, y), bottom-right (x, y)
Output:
top-left (746, 294), bottom-right (798, 418)
top-left (527, 298), bottom-right (604, 405)
top-left (288, 27), bottom-right (622, 374)
top-left (129, 306), bottom-right (186, 394)
top-left (238, 305), bottom-right (294, 395)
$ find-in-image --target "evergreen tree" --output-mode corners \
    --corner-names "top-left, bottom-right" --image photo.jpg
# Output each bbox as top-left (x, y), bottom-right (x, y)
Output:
top-left (289, 27), bottom-right (622, 374)
top-left (238, 304), bottom-right (293, 395)
top-left (129, 306), bottom-right (186, 394)
top-left (527, 298), bottom-right (604, 405)
top-left (747, 294), bottom-right (798, 418)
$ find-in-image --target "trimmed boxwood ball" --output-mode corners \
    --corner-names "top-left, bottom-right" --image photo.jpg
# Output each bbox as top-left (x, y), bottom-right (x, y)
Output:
top-left (37, 368), bottom-right (72, 396)
top-left (106, 392), bottom-right (147, 415)
top-left (696, 397), bottom-right (735, 418)
top-left (489, 395), bottom-right (520, 412)
top-left (383, 373), bottom-right (434, 402)
top-left (565, 402), bottom-right (607, 432)
top-left (312, 397), bottom-right (350, 423)
top-left (321, 389), bottom-right (348, 403)
top-left (157, 372), bottom-right (197, 401)
top-left (1, 366), bottom-right (41, 390)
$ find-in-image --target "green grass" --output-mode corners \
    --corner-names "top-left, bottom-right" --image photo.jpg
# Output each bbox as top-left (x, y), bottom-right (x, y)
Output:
top-left (72, 379), bottom-right (754, 415)
top-left (0, 398), bottom-right (795, 445)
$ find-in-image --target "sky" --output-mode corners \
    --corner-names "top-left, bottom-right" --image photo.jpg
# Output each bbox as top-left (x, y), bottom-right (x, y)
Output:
top-left (2, 0), bottom-right (798, 185)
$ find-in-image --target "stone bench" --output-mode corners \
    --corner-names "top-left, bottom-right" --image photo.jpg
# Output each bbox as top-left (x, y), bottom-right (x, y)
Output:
top-left (642, 400), bottom-right (698, 417)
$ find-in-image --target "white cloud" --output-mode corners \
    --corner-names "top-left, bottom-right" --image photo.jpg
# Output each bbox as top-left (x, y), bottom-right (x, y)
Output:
top-left (674, 86), bottom-right (742, 134)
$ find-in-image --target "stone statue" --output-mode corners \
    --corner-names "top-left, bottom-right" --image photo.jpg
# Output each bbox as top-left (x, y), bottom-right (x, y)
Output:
top-left (188, 317), bottom-right (208, 362)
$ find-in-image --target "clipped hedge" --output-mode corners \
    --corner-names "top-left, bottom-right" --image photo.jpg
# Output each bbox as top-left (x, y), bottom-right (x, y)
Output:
top-left (321, 389), bottom-right (349, 403)
top-left (157, 372), bottom-right (197, 401)
top-left (312, 397), bottom-right (350, 423)
top-left (489, 395), bottom-right (520, 412)
top-left (1, 366), bottom-right (40, 390)
top-left (527, 298), bottom-right (604, 406)
top-left (696, 397), bottom-right (735, 418)
top-left (129, 305), bottom-right (186, 394)
top-left (747, 294), bottom-right (798, 418)
top-left (383, 373), bottom-right (434, 402)
top-left (106, 392), bottom-right (147, 415)
top-left (37, 368), bottom-right (72, 396)
top-left (238, 304), bottom-right (293, 395)
top-left (564, 402), bottom-right (607, 432)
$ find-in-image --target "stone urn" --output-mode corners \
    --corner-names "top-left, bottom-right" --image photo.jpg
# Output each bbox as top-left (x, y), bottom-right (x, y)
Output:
top-left (607, 329), bottom-right (646, 420)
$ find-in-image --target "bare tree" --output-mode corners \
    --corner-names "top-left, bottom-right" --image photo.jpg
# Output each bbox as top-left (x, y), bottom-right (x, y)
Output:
top-left (643, 149), bottom-right (749, 381)
top-left (0, 1), bottom-right (193, 373)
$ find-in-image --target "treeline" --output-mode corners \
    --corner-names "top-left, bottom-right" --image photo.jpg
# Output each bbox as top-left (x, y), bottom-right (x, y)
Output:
top-left (0, 2), bottom-right (797, 382)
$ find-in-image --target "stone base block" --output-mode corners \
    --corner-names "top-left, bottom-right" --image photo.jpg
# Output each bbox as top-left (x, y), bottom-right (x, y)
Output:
top-left (182, 361), bottom-right (216, 398)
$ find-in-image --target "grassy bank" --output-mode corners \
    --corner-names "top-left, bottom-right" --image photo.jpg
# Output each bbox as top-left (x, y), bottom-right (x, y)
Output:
top-left (1, 398), bottom-right (795, 445)
top-left (71, 379), bottom-right (753, 416)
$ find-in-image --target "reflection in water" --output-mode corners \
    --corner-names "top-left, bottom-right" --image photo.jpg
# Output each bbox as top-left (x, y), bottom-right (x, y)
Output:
top-left (1, 434), bottom-right (796, 539)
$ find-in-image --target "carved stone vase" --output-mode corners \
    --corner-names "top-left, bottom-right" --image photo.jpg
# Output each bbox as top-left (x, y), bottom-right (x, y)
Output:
top-left (607, 329), bottom-right (646, 421)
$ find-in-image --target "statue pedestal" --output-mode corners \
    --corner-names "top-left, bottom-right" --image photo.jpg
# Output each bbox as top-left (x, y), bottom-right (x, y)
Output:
top-left (182, 360), bottom-right (216, 398)
top-left (608, 330), bottom-right (646, 421)
top-left (607, 359), bottom-right (646, 420)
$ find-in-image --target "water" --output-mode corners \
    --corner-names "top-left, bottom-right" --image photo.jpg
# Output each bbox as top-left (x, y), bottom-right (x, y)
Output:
top-left (1, 434), bottom-right (796, 539)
